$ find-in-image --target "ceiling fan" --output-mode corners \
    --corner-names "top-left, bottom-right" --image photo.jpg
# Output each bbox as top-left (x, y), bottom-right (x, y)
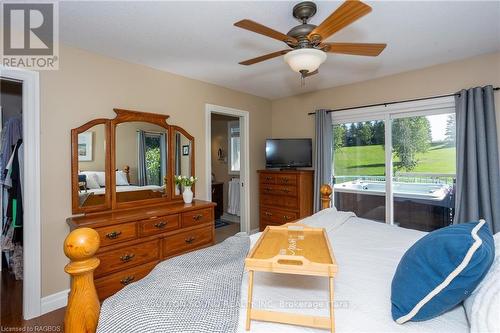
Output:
top-left (234, 0), bottom-right (386, 81)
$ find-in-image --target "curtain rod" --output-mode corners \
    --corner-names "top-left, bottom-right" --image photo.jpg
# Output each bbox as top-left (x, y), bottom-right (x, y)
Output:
top-left (307, 87), bottom-right (500, 115)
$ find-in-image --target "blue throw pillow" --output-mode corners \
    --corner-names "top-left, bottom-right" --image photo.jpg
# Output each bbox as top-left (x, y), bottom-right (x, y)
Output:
top-left (391, 220), bottom-right (495, 323)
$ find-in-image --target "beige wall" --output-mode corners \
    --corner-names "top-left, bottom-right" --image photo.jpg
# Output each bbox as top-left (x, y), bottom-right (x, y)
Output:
top-left (271, 52), bottom-right (500, 145)
top-left (40, 45), bottom-right (271, 297)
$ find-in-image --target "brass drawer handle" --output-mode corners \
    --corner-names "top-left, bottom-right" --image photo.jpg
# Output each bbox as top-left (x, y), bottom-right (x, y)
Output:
top-left (264, 212), bottom-right (272, 217)
top-left (264, 188), bottom-right (272, 192)
top-left (282, 188), bottom-right (291, 193)
top-left (192, 214), bottom-right (203, 221)
top-left (105, 231), bottom-right (122, 239)
top-left (154, 221), bottom-right (167, 229)
top-left (281, 178), bottom-right (289, 183)
top-left (265, 176), bottom-right (272, 181)
top-left (283, 215), bottom-right (292, 221)
top-left (120, 276), bottom-right (135, 285)
top-left (185, 236), bottom-right (196, 244)
top-left (120, 253), bottom-right (135, 262)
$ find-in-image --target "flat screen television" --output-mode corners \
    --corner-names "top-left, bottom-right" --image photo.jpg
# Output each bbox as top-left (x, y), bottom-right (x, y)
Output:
top-left (266, 138), bottom-right (312, 168)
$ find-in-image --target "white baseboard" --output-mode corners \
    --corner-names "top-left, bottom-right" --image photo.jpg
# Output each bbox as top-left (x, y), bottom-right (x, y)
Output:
top-left (221, 213), bottom-right (240, 223)
top-left (41, 289), bottom-right (69, 315)
top-left (249, 228), bottom-right (260, 235)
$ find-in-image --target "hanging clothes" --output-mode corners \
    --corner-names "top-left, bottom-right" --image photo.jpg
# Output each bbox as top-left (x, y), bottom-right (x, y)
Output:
top-left (1, 139), bottom-right (24, 280)
top-left (0, 117), bottom-right (22, 184)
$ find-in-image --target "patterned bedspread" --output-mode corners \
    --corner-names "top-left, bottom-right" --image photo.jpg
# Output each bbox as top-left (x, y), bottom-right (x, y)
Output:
top-left (97, 233), bottom-right (250, 333)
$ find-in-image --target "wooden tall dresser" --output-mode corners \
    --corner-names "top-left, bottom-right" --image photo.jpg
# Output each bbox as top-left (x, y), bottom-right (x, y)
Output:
top-left (258, 169), bottom-right (314, 231)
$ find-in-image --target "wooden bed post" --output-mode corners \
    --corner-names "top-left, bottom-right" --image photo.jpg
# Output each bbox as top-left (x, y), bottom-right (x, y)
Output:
top-left (64, 228), bottom-right (101, 333)
top-left (123, 165), bottom-right (130, 184)
top-left (320, 184), bottom-right (333, 210)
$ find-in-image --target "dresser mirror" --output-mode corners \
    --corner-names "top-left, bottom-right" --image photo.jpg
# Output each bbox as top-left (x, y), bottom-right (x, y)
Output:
top-left (114, 121), bottom-right (168, 203)
top-left (172, 126), bottom-right (195, 198)
top-left (71, 120), bottom-right (111, 214)
top-left (71, 109), bottom-right (195, 214)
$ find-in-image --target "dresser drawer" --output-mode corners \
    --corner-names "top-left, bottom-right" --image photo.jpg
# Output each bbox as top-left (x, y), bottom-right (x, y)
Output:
top-left (260, 173), bottom-right (277, 184)
top-left (260, 207), bottom-right (298, 225)
top-left (94, 239), bottom-right (160, 278)
top-left (140, 214), bottom-right (180, 236)
top-left (260, 184), bottom-right (297, 197)
top-left (96, 222), bottom-right (137, 247)
top-left (276, 174), bottom-right (297, 185)
top-left (95, 261), bottom-right (158, 300)
top-left (163, 226), bottom-right (213, 258)
top-left (260, 194), bottom-right (299, 210)
top-left (181, 208), bottom-right (213, 228)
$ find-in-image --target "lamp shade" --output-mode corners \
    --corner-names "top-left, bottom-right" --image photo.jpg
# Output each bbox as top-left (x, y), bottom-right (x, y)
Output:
top-left (284, 48), bottom-right (327, 73)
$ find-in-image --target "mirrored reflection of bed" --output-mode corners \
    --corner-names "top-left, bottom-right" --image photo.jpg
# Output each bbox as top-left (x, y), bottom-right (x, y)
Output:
top-left (76, 120), bottom-right (169, 207)
top-left (114, 121), bottom-right (168, 203)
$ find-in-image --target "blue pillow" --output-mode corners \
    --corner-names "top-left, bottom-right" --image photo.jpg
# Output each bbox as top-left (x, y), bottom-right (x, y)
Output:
top-left (391, 220), bottom-right (495, 323)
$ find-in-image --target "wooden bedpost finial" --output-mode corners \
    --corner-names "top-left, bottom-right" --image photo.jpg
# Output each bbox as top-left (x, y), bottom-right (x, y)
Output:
top-left (64, 228), bottom-right (101, 333)
top-left (320, 184), bottom-right (333, 210)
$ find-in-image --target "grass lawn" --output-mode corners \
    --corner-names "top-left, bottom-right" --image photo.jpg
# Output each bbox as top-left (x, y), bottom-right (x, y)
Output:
top-left (334, 143), bottom-right (456, 176)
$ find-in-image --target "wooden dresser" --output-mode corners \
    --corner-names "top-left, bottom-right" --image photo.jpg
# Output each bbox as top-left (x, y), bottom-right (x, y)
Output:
top-left (258, 169), bottom-right (314, 231)
top-left (67, 200), bottom-right (215, 300)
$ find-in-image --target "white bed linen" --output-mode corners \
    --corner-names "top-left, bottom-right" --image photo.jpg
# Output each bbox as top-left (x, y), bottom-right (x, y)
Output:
top-left (237, 210), bottom-right (469, 333)
top-left (80, 185), bottom-right (163, 196)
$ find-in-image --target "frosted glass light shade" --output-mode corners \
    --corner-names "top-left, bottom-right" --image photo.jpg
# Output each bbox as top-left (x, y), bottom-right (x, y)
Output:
top-left (284, 48), bottom-right (327, 73)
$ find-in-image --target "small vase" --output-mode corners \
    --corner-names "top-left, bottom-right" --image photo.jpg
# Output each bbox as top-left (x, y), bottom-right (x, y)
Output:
top-left (183, 186), bottom-right (193, 204)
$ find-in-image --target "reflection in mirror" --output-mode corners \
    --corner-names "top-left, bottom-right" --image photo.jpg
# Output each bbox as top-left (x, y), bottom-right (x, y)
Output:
top-left (115, 122), bottom-right (168, 203)
top-left (174, 131), bottom-right (193, 195)
top-left (77, 124), bottom-right (106, 208)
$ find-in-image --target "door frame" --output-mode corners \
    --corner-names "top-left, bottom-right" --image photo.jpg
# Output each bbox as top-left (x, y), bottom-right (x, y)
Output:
top-left (204, 104), bottom-right (250, 234)
top-left (0, 66), bottom-right (41, 319)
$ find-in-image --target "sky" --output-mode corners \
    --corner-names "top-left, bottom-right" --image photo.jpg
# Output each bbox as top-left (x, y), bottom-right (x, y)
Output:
top-left (428, 113), bottom-right (452, 142)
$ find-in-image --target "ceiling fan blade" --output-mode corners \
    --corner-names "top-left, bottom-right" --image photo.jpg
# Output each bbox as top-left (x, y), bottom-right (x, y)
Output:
top-left (304, 69), bottom-right (319, 77)
top-left (239, 50), bottom-right (290, 65)
top-left (234, 19), bottom-right (297, 44)
top-left (309, 0), bottom-right (372, 41)
top-left (321, 42), bottom-right (387, 56)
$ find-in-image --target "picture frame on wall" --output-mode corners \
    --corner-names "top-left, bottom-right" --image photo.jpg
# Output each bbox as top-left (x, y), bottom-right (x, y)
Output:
top-left (182, 145), bottom-right (190, 156)
top-left (78, 132), bottom-right (93, 161)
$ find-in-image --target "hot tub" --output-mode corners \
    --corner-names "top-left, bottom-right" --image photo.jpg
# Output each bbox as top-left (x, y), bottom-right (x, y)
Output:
top-left (333, 180), bottom-right (454, 231)
top-left (334, 180), bottom-right (452, 202)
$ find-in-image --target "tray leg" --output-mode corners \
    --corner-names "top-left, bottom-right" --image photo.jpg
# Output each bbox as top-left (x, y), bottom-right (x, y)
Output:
top-left (246, 270), bottom-right (254, 331)
top-left (329, 277), bottom-right (335, 333)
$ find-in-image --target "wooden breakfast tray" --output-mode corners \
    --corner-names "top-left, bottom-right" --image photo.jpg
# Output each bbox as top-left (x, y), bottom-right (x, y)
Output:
top-left (245, 223), bottom-right (338, 332)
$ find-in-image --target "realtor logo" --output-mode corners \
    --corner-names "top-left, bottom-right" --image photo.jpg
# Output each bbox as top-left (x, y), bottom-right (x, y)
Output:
top-left (1, 2), bottom-right (59, 69)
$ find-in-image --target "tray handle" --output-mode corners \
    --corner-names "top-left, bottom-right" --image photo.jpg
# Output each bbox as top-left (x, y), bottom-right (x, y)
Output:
top-left (271, 254), bottom-right (311, 267)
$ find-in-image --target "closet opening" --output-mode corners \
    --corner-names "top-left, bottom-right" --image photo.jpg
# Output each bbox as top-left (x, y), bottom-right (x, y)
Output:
top-left (0, 78), bottom-right (24, 326)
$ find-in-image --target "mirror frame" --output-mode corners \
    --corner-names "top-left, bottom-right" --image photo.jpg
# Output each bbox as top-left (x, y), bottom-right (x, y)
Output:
top-left (71, 119), bottom-right (112, 214)
top-left (111, 108), bottom-right (172, 210)
top-left (71, 109), bottom-right (196, 214)
top-left (170, 125), bottom-right (196, 200)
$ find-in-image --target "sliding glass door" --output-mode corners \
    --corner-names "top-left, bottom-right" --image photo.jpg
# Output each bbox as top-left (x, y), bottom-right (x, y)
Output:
top-left (333, 120), bottom-right (386, 222)
top-left (332, 97), bottom-right (456, 231)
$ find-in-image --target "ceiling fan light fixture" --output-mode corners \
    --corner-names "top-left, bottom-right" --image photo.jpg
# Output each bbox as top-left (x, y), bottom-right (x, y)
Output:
top-left (284, 48), bottom-right (326, 74)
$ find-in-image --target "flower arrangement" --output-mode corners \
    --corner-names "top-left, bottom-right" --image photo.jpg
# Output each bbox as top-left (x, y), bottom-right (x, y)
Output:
top-left (175, 175), bottom-right (198, 187)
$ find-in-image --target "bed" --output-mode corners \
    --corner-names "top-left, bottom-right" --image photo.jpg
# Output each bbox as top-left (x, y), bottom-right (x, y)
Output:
top-left (63, 185), bottom-right (470, 333)
top-left (236, 209), bottom-right (469, 333)
top-left (78, 166), bottom-right (165, 206)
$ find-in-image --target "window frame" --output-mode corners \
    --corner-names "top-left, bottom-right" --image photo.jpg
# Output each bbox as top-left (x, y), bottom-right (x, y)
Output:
top-left (227, 120), bottom-right (240, 175)
top-left (331, 96), bottom-right (456, 225)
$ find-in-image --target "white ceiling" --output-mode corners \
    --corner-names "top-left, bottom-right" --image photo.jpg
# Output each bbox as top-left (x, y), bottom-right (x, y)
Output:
top-left (59, 1), bottom-right (500, 100)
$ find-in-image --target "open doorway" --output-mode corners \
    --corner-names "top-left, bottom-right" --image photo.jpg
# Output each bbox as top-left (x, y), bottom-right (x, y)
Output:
top-left (1, 78), bottom-right (24, 325)
top-left (205, 104), bottom-right (250, 243)
top-left (211, 114), bottom-right (240, 242)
